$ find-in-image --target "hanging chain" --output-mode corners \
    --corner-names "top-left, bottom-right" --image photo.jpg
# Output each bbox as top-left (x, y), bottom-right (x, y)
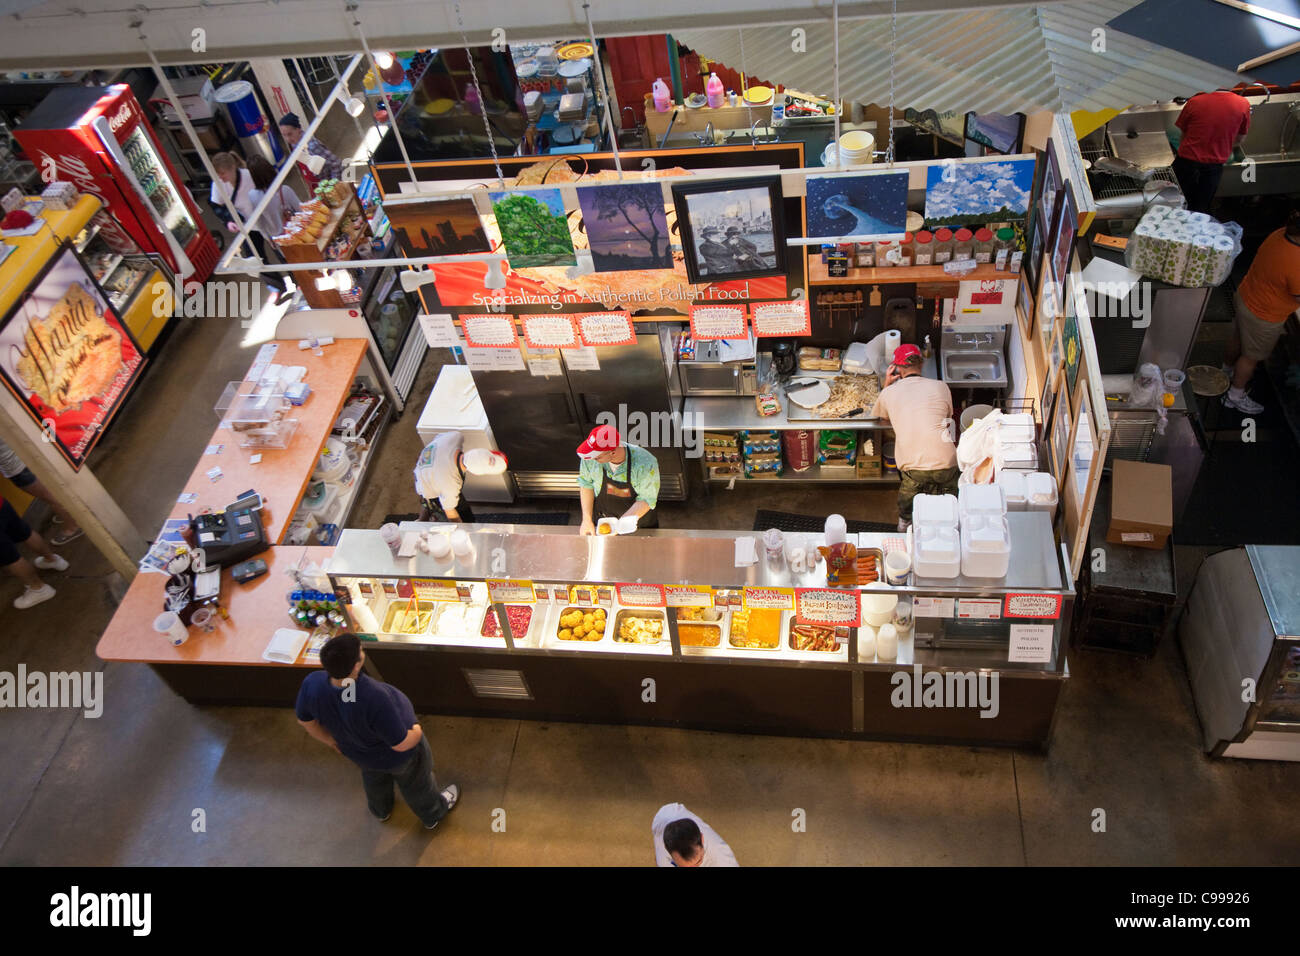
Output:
top-left (455, 1), bottom-right (504, 186)
top-left (739, 28), bottom-right (754, 139)
top-left (887, 0), bottom-right (897, 166)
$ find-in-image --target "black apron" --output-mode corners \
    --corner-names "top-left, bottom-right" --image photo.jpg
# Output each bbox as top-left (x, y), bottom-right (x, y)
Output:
top-left (424, 456), bottom-right (475, 523)
top-left (594, 450), bottom-right (658, 528)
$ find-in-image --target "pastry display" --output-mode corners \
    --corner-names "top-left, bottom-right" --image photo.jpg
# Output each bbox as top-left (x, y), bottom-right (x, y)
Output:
top-left (790, 622), bottom-right (841, 653)
top-left (729, 607), bottom-right (782, 649)
top-left (677, 623), bottom-right (721, 647)
top-left (15, 282), bottom-right (123, 414)
top-left (615, 613), bottom-right (664, 644)
top-left (811, 373), bottom-right (880, 418)
top-left (557, 606), bottom-right (606, 641)
top-left (481, 605), bottom-right (533, 639)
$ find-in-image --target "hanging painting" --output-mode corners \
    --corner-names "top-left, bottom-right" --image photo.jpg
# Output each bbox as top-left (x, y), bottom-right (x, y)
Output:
top-left (924, 157), bottom-right (1035, 227)
top-left (576, 182), bottom-right (672, 272)
top-left (384, 195), bottom-right (491, 257)
top-left (671, 176), bottom-right (787, 284)
top-left (804, 170), bottom-right (909, 243)
top-left (489, 187), bottom-right (577, 268)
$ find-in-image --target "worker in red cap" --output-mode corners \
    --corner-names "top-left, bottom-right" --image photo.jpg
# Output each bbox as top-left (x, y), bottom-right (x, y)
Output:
top-left (870, 344), bottom-right (958, 531)
top-left (575, 423), bottom-right (660, 534)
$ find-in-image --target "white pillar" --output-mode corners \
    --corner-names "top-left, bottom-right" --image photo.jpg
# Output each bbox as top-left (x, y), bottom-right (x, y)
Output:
top-left (247, 58), bottom-right (307, 127)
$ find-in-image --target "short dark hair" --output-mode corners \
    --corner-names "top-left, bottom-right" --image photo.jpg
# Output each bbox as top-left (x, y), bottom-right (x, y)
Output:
top-left (247, 155), bottom-right (277, 192)
top-left (663, 819), bottom-right (703, 861)
top-left (320, 633), bottom-right (361, 680)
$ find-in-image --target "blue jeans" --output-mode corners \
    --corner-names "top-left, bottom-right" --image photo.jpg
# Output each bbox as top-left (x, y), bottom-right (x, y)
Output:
top-left (360, 737), bottom-right (449, 827)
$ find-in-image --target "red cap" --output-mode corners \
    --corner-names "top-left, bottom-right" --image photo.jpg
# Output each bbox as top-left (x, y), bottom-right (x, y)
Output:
top-left (892, 344), bottom-right (923, 366)
top-left (576, 424), bottom-right (621, 459)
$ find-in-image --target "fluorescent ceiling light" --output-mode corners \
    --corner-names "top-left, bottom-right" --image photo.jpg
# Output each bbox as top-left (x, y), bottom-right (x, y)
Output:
top-left (375, 51), bottom-right (394, 69)
top-left (345, 95), bottom-right (366, 117)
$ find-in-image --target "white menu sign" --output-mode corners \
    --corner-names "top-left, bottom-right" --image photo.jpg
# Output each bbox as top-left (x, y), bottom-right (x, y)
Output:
top-left (418, 313), bottom-right (459, 348)
top-left (464, 347), bottom-right (525, 371)
top-left (750, 300), bottom-right (812, 337)
top-left (564, 346), bottom-right (600, 371)
top-left (1008, 624), bottom-right (1054, 663)
top-left (522, 315), bottom-right (580, 349)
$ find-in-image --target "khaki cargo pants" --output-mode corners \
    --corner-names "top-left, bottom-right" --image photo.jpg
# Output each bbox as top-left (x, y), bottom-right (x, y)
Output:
top-left (897, 467), bottom-right (960, 522)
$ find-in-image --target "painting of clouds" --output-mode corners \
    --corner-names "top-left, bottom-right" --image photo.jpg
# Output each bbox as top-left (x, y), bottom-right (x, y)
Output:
top-left (805, 171), bottom-right (909, 242)
top-left (923, 158), bottom-right (1034, 227)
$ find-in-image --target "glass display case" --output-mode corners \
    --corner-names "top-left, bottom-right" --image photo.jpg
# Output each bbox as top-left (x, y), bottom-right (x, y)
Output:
top-left (325, 519), bottom-right (1073, 746)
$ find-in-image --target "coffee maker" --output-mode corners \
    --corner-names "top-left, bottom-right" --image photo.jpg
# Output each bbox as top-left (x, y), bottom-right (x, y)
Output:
top-left (769, 340), bottom-right (797, 376)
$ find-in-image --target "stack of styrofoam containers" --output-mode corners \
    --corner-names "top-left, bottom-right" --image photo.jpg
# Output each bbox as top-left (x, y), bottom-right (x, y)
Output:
top-left (1025, 472), bottom-right (1058, 522)
top-left (912, 493), bottom-right (960, 578)
top-left (998, 470), bottom-right (1028, 511)
top-left (995, 412), bottom-right (1038, 475)
top-left (958, 484), bottom-right (1011, 578)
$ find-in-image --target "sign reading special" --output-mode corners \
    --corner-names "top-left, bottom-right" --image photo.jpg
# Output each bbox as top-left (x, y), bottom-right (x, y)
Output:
top-left (486, 579), bottom-right (536, 604)
top-left (795, 588), bottom-right (861, 626)
top-left (750, 299), bottom-right (812, 337)
top-left (412, 580), bottom-right (462, 602)
top-left (742, 586), bottom-right (796, 610)
top-left (664, 584), bottom-right (714, 608)
top-left (615, 583), bottom-right (666, 607)
top-left (1003, 593), bottom-right (1063, 619)
top-left (688, 304), bottom-right (748, 340)
top-left (575, 311), bottom-right (637, 347)
top-left (0, 244), bottom-right (146, 470)
top-left (521, 314), bottom-right (580, 349)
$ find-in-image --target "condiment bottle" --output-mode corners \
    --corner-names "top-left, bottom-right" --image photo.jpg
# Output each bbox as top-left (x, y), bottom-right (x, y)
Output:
top-left (995, 227), bottom-right (1017, 272)
top-left (932, 227), bottom-right (954, 263)
top-left (913, 230), bottom-right (934, 266)
top-left (953, 228), bottom-right (974, 262)
top-left (896, 231), bottom-right (915, 267)
top-left (973, 227), bottom-right (995, 264)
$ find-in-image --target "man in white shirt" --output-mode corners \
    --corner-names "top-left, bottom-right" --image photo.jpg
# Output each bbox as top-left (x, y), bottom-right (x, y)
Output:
top-left (870, 344), bottom-right (959, 531)
top-left (413, 434), bottom-right (507, 522)
top-left (652, 803), bottom-right (739, 867)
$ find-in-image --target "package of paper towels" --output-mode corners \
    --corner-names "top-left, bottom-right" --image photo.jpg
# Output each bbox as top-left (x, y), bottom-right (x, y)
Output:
top-left (1126, 207), bottom-right (1242, 289)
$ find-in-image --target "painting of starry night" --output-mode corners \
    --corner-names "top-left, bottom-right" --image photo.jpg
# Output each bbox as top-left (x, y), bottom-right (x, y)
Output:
top-left (805, 171), bottom-right (909, 241)
top-left (924, 158), bottom-right (1034, 227)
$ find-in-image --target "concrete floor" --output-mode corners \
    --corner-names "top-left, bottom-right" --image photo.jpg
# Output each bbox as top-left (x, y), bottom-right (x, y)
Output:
top-left (1, 305), bottom-right (1298, 866)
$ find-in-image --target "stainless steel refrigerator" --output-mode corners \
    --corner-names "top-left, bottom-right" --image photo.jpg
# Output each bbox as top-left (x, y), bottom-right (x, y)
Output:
top-left (467, 323), bottom-right (686, 500)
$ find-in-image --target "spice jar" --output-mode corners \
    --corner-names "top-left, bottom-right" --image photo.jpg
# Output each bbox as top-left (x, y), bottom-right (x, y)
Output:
top-left (973, 227), bottom-right (995, 264)
top-left (994, 227), bottom-right (1017, 271)
top-left (913, 230), bottom-right (934, 266)
top-left (952, 227), bottom-right (974, 262)
top-left (875, 238), bottom-right (898, 267)
top-left (896, 232), bottom-right (914, 267)
top-left (932, 228), bottom-right (954, 264)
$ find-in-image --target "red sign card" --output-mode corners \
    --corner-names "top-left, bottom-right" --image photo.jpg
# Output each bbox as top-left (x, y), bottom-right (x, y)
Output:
top-left (795, 588), bottom-right (862, 627)
top-left (575, 311), bottom-right (637, 347)
top-left (521, 314), bottom-right (580, 349)
top-left (750, 299), bottom-right (811, 337)
top-left (460, 314), bottom-right (519, 348)
top-left (689, 304), bottom-right (749, 340)
top-left (1003, 593), bottom-right (1063, 619)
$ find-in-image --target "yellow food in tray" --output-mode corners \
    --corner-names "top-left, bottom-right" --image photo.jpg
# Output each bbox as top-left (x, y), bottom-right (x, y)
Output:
top-left (557, 606), bottom-right (606, 641)
top-left (382, 601), bottom-right (436, 635)
top-left (729, 608), bottom-right (782, 649)
top-left (677, 623), bottom-right (721, 647)
top-left (675, 607), bottom-right (722, 622)
top-left (615, 615), bottom-right (664, 644)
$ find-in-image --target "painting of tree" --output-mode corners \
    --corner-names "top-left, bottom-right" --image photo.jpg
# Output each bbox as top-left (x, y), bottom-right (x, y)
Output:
top-left (576, 183), bottom-right (672, 272)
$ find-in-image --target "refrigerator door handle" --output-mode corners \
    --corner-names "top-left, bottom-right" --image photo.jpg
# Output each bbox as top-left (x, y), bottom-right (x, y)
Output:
top-left (91, 116), bottom-right (195, 279)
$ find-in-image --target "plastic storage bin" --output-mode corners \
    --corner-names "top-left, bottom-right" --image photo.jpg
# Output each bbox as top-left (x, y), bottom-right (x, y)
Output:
top-left (998, 470), bottom-right (1028, 511)
top-left (912, 493), bottom-right (958, 526)
top-left (913, 523), bottom-right (961, 578)
top-left (961, 514), bottom-right (1011, 577)
top-left (959, 483), bottom-right (1006, 517)
top-left (1025, 472), bottom-right (1058, 521)
top-left (996, 442), bottom-right (1038, 472)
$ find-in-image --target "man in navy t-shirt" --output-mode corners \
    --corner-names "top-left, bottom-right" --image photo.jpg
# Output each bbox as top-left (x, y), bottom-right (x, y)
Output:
top-left (296, 633), bottom-right (459, 829)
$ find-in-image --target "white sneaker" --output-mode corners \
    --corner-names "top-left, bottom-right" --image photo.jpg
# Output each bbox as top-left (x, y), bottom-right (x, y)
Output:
top-left (34, 554), bottom-right (69, 572)
top-left (1222, 390), bottom-right (1265, 415)
top-left (14, 584), bottom-right (55, 609)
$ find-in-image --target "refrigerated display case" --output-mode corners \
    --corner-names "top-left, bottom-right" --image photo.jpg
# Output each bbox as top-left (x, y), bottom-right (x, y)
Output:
top-left (15, 84), bottom-right (219, 282)
top-left (1181, 545), bottom-right (1300, 760)
top-left (355, 263), bottom-right (425, 403)
top-left (325, 516), bottom-right (1072, 746)
top-left (73, 216), bottom-right (174, 350)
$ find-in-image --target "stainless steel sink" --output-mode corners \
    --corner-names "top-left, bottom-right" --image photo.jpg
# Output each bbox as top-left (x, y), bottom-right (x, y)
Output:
top-left (943, 352), bottom-right (1006, 387)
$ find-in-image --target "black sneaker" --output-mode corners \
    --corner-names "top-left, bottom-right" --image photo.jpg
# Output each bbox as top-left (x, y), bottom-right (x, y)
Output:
top-left (424, 784), bottom-right (460, 830)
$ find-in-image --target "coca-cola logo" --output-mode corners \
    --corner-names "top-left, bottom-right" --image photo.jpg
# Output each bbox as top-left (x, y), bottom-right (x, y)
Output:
top-left (107, 103), bottom-right (134, 133)
top-left (37, 151), bottom-right (135, 252)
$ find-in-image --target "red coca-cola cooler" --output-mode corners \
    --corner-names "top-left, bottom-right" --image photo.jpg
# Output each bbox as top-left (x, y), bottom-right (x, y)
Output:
top-left (15, 84), bottom-right (219, 283)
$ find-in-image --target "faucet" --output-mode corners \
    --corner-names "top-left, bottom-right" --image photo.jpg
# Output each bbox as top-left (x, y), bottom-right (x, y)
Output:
top-left (1241, 83), bottom-right (1271, 108)
top-left (1282, 102), bottom-right (1300, 158)
top-left (750, 118), bottom-right (764, 145)
top-left (697, 122), bottom-right (715, 146)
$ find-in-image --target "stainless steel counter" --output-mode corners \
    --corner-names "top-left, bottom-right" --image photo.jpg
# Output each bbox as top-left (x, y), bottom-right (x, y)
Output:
top-left (683, 396), bottom-right (894, 431)
top-left (330, 516), bottom-right (1066, 595)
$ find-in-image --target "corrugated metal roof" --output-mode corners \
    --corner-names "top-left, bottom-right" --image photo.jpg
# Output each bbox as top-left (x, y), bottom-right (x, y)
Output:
top-left (673, 1), bottom-right (1252, 116)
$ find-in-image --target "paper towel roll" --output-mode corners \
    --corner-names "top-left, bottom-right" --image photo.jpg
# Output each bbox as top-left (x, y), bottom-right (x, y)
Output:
top-left (885, 329), bottom-right (901, 362)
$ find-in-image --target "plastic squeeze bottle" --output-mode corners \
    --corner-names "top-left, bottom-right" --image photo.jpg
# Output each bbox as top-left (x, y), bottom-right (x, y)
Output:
top-left (706, 73), bottom-right (724, 109)
top-left (652, 78), bottom-right (671, 113)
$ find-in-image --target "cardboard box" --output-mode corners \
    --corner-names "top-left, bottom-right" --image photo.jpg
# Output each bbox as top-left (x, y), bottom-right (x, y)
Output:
top-left (1106, 459), bottom-right (1172, 549)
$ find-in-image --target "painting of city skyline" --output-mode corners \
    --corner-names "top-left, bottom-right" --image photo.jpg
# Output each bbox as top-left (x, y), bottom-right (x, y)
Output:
top-left (671, 176), bottom-right (787, 284)
top-left (385, 196), bottom-right (492, 257)
top-left (576, 182), bottom-right (672, 272)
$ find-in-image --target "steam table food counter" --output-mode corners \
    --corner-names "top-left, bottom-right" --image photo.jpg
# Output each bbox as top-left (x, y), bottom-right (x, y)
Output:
top-left (324, 515), bottom-right (1072, 747)
top-left (95, 339), bottom-right (368, 701)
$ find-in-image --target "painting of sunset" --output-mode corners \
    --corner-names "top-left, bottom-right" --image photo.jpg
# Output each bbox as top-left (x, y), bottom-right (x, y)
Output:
top-left (576, 182), bottom-right (672, 272)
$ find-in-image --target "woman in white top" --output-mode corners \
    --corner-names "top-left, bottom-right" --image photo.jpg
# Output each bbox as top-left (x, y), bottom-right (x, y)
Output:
top-left (209, 152), bottom-right (290, 299)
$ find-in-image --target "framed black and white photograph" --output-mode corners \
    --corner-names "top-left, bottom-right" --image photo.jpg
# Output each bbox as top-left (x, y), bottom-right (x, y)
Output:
top-left (671, 177), bottom-right (786, 284)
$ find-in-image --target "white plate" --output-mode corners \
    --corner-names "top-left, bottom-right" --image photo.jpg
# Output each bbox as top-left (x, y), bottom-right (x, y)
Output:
top-left (786, 381), bottom-right (831, 408)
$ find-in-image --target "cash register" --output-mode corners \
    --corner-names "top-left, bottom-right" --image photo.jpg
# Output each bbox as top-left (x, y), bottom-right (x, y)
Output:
top-left (190, 491), bottom-right (269, 567)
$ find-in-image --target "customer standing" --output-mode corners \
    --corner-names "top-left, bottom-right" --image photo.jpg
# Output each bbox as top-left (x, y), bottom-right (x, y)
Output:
top-left (870, 344), bottom-right (958, 531)
top-left (1223, 209), bottom-right (1300, 414)
top-left (210, 152), bottom-right (289, 300)
top-left (1, 494), bottom-right (68, 609)
top-left (278, 113), bottom-right (343, 191)
top-left (0, 438), bottom-right (83, 545)
top-left (296, 633), bottom-right (460, 829)
top-left (651, 803), bottom-right (739, 866)
top-left (1171, 90), bottom-right (1251, 215)
top-left (246, 156), bottom-right (301, 298)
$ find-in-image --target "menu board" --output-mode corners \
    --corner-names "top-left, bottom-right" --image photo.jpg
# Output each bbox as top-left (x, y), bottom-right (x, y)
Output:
top-left (689, 304), bottom-right (748, 340)
top-left (521, 314), bottom-right (581, 349)
top-left (664, 584), bottom-right (714, 608)
top-left (750, 299), bottom-right (811, 337)
top-left (795, 588), bottom-right (861, 626)
top-left (413, 580), bottom-right (461, 602)
top-left (956, 598), bottom-right (1002, 620)
top-left (418, 313), bottom-right (460, 347)
top-left (615, 583), bottom-right (666, 607)
top-left (1008, 623), bottom-right (1054, 662)
top-left (460, 314), bottom-right (519, 348)
top-left (1004, 593), bottom-right (1062, 619)
top-left (575, 311), bottom-right (637, 347)
top-left (742, 586), bottom-right (796, 610)
top-left (487, 579), bottom-right (536, 604)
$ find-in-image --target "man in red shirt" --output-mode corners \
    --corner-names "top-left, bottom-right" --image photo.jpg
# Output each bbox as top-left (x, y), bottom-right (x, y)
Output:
top-left (1172, 90), bottom-right (1251, 214)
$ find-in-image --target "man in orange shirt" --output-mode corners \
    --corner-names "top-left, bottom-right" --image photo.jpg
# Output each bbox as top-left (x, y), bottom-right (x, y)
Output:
top-left (1224, 211), bottom-right (1300, 414)
top-left (1172, 91), bottom-right (1251, 214)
